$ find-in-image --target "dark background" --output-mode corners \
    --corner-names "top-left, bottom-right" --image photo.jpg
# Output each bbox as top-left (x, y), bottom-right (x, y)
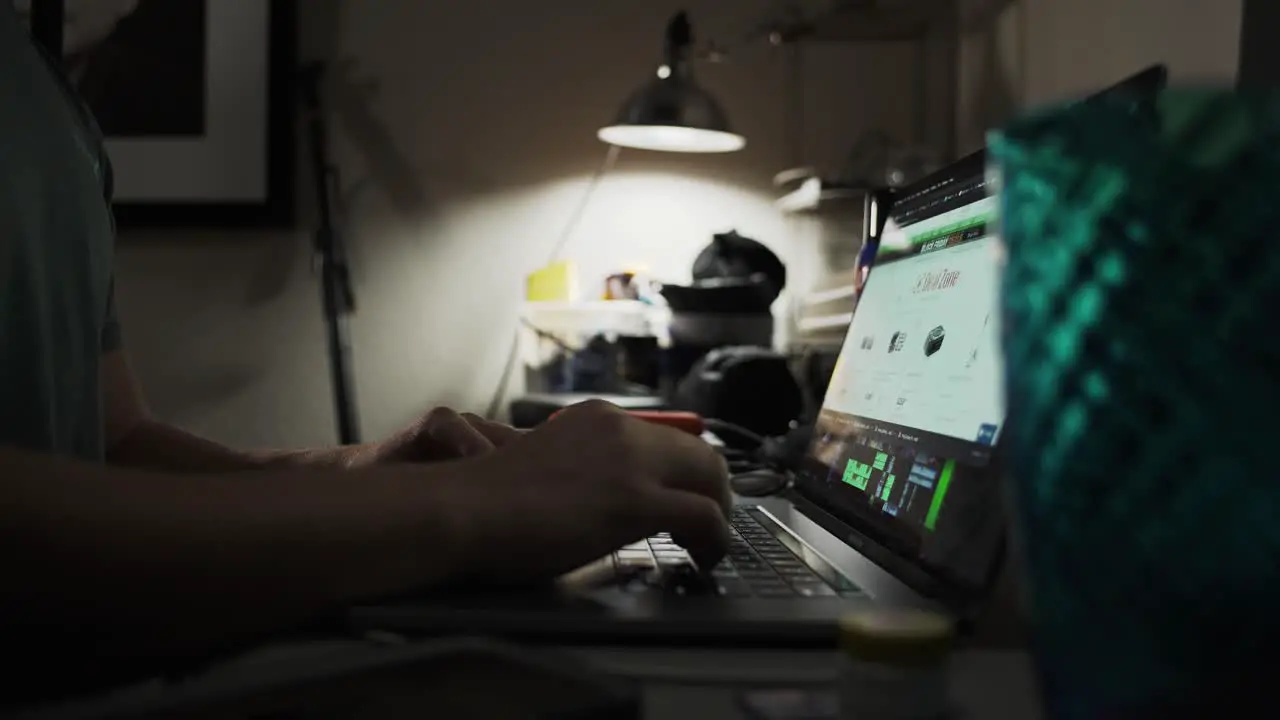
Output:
top-left (1239, 0), bottom-right (1280, 91)
top-left (75, 0), bottom-right (206, 137)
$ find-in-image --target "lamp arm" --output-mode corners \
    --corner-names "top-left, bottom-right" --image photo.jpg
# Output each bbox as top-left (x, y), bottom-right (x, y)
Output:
top-left (663, 11), bottom-right (694, 70)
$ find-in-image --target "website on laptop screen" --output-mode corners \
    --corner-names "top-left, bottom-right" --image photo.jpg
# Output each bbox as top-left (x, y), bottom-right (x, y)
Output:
top-left (799, 167), bottom-right (1006, 590)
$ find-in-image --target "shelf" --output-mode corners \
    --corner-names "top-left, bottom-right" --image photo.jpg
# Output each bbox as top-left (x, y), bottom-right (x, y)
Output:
top-left (804, 285), bottom-right (857, 306)
top-left (775, 177), bottom-right (867, 214)
top-left (797, 312), bottom-right (855, 332)
top-left (760, 0), bottom-right (958, 44)
top-left (772, 166), bottom-right (820, 189)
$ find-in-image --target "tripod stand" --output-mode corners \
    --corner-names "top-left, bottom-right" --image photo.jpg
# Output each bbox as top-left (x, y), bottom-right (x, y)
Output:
top-left (299, 63), bottom-right (362, 445)
top-left (27, 3), bottom-right (363, 445)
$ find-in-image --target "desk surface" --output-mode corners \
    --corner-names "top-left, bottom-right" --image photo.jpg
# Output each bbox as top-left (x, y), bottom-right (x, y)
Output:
top-left (14, 497), bottom-right (1034, 718)
top-left (16, 639), bottom-right (1042, 720)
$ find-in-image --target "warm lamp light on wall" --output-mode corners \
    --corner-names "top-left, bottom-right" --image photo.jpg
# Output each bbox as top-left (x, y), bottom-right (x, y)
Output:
top-left (598, 11), bottom-right (745, 154)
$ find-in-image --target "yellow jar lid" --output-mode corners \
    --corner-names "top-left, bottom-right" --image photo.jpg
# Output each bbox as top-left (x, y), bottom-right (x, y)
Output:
top-left (838, 608), bottom-right (956, 666)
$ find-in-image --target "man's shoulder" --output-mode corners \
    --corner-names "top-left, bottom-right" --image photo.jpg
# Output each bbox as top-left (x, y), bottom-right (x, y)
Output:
top-left (0, 13), bottom-right (113, 201)
top-left (38, 54), bottom-right (114, 201)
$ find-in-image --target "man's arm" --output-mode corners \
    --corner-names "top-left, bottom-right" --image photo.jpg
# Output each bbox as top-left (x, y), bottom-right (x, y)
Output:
top-left (0, 444), bottom-right (468, 693)
top-left (101, 350), bottom-right (369, 472)
top-left (101, 351), bottom-right (519, 473)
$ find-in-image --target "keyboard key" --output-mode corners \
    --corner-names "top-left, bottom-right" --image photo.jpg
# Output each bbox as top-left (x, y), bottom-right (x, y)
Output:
top-left (746, 575), bottom-right (791, 590)
top-left (654, 562), bottom-right (719, 597)
top-left (757, 547), bottom-right (794, 558)
top-left (716, 514), bottom-right (864, 601)
top-left (616, 550), bottom-right (652, 561)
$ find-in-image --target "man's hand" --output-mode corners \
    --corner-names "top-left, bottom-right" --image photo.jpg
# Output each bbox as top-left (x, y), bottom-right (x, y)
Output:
top-left (439, 400), bottom-right (732, 580)
top-left (0, 401), bottom-right (726, 676)
top-left (355, 408), bottom-right (522, 467)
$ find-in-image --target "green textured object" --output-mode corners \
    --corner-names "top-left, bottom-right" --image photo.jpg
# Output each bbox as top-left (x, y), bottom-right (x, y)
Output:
top-left (991, 87), bottom-right (1280, 719)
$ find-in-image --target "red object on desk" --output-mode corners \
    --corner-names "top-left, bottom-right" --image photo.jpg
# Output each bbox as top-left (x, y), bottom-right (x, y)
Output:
top-left (625, 410), bottom-right (705, 436)
top-left (550, 408), bottom-right (705, 436)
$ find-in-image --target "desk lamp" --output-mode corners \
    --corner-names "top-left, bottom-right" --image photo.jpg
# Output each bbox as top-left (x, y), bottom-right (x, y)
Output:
top-left (598, 11), bottom-right (745, 153)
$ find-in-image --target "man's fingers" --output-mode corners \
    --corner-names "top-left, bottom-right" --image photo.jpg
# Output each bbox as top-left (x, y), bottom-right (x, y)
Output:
top-left (460, 412), bottom-right (524, 447)
top-left (421, 408), bottom-right (495, 457)
top-left (640, 425), bottom-right (732, 515)
top-left (647, 490), bottom-right (732, 571)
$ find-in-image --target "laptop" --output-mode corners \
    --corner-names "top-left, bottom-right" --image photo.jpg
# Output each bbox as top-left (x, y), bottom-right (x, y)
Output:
top-left (347, 151), bottom-right (1010, 646)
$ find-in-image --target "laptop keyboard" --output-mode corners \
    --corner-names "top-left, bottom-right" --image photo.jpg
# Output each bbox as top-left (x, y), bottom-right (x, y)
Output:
top-left (612, 507), bottom-right (865, 599)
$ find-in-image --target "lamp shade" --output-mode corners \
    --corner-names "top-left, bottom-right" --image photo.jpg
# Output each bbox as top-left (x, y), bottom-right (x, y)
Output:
top-left (598, 12), bottom-right (745, 153)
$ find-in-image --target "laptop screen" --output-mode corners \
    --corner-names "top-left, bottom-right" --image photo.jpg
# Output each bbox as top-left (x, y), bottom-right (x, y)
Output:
top-left (795, 152), bottom-right (1006, 594)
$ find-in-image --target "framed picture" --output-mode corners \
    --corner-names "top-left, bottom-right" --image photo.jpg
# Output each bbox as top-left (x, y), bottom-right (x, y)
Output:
top-left (25, 0), bottom-right (298, 226)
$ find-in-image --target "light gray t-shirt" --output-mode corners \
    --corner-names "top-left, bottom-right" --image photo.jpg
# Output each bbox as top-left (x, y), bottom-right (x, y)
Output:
top-left (0, 4), bottom-right (120, 461)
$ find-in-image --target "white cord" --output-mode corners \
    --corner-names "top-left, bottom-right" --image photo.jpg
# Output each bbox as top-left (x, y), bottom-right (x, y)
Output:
top-left (482, 145), bottom-right (623, 419)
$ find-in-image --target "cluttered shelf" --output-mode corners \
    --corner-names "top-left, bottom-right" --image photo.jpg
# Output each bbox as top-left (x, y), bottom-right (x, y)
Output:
top-left (515, 231), bottom-right (813, 437)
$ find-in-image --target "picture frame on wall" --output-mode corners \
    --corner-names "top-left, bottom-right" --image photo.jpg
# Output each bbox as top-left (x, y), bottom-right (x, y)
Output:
top-left (22, 0), bottom-right (298, 227)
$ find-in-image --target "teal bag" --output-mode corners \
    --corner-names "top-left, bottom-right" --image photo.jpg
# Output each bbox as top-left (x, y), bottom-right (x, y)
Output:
top-left (991, 88), bottom-right (1280, 718)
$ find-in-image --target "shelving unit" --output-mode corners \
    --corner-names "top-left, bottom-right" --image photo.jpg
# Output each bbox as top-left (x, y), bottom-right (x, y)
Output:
top-left (792, 268), bottom-right (860, 347)
top-left (775, 176), bottom-right (868, 214)
top-left (797, 312), bottom-right (855, 333)
top-left (759, 0), bottom-right (966, 190)
top-left (761, 1), bottom-right (1001, 372)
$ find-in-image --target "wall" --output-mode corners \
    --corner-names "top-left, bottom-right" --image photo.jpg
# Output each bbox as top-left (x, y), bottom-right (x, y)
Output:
top-left (1238, 0), bottom-right (1280, 90)
top-left (955, 0), bottom-right (1025, 154)
top-left (114, 0), bottom-right (918, 448)
top-left (1020, 0), bottom-right (1241, 105)
top-left (954, 0), bottom-right (1243, 152)
top-left (116, 0), bottom-right (1245, 450)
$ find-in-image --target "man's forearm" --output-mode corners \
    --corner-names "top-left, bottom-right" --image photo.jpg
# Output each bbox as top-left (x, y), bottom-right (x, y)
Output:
top-left (106, 419), bottom-right (372, 472)
top-left (0, 445), bottom-right (466, 682)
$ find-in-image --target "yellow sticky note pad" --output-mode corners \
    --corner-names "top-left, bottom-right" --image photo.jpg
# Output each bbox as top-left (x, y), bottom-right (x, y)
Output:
top-left (526, 260), bottom-right (578, 302)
